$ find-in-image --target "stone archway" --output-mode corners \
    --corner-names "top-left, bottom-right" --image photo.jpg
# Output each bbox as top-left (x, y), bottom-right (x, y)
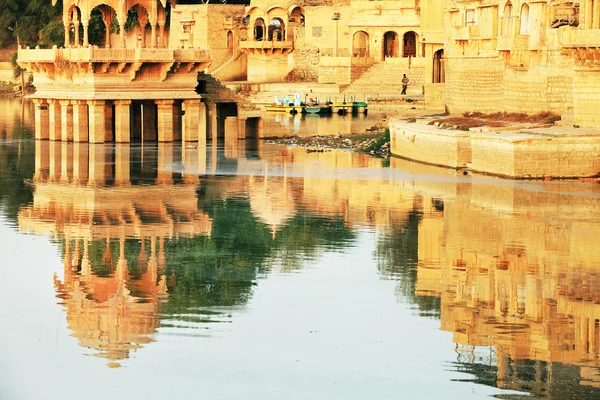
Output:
top-left (227, 31), bottom-right (233, 48)
top-left (268, 18), bottom-right (285, 41)
top-left (383, 31), bottom-right (398, 59)
top-left (433, 49), bottom-right (444, 83)
top-left (88, 4), bottom-right (118, 48)
top-left (520, 3), bottom-right (530, 34)
top-left (403, 31), bottom-right (417, 57)
top-left (502, 2), bottom-right (513, 36)
top-left (254, 18), bottom-right (265, 40)
top-left (353, 30), bottom-right (369, 57)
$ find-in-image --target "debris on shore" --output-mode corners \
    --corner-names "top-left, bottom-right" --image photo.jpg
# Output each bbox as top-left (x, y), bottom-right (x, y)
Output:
top-left (266, 126), bottom-right (391, 157)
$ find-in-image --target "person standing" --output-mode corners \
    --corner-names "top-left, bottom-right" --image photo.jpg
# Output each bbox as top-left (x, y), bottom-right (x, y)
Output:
top-left (401, 74), bottom-right (409, 95)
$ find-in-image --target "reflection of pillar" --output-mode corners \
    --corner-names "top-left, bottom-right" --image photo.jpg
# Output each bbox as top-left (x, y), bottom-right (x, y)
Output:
top-left (60, 142), bottom-right (73, 183)
top-left (114, 100), bottom-right (131, 143)
top-left (156, 143), bottom-right (174, 184)
top-left (73, 100), bottom-right (89, 142)
top-left (88, 100), bottom-right (107, 143)
top-left (82, 20), bottom-right (89, 47)
top-left (33, 99), bottom-right (49, 140)
top-left (207, 102), bottom-right (218, 141)
top-left (183, 99), bottom-right (201, 142)
top-left (81, 235), bottom-right (91, 277)
top-left (114, 144), bottom-right (131, 185)
top-left (48, 141), bottom-right (61, 182)
top-left (73, 143), bottom-right (88, 185)
top-left (48, 99), bottom-right (61, 141)
top-left (34, 140), bottom-right (49, 181)
top-left (88, 143), bottom-right (108, 186)
top-left (59, 100), bottom-right (73, 142)
top-left (182, 145), bottom-right (205, 183)
top-left (156, 99), bottom-right (176, 142)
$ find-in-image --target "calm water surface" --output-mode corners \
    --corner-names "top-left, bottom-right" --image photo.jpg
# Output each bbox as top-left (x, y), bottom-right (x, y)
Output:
top-left (1, 99), bottom-right (600, 399)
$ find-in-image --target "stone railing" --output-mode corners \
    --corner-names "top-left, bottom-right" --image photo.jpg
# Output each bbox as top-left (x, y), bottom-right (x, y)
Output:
top-left (496, 35), bottom-right (512, 50)
top-left (18, 46), bottom-right (210, 64)
top-left (239, 40), bottom-right (294, 50)
top-left (561, 28), bottom-right (600, 48)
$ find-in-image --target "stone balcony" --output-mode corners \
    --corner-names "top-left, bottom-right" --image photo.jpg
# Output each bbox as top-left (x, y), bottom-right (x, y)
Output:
top-left (561, 29), bottom-right (600, 66)
top-left (451, 25), bottom-right (480, 41)
top-left (239, 40), bottom-right (294, 55)
top-left (495, 35), bottom-right (530, 51)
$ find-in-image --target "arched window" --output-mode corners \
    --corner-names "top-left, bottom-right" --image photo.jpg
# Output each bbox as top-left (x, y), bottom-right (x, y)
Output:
top-left (433, 49), bottom-right (445, 83)
top-left (501, 2), bottom-right (513, 36)
top-left (383, 31), bottom-right (398, 59)
top-left (254, 18), bottom-right (265, 41)
top-left (352, 31), bottom-right (369, 57)
top-left (227, 31), bottom-right (233, 48)
top-left (403, 31), bottom-right (417, 57)
top-left (520, 3), bottom-right (529, 35)
top-left (268, 18), bottom-right (285, 41)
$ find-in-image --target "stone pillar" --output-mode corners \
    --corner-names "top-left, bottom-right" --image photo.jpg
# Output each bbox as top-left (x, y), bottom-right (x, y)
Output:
top-left (174, 101), bottom-right (183, 141)
top-left (114, 144), bottom-right (131, 185)
top-left (87, 100), bottom-right (107, 143)
top-left (64, 24), bottom-right (69, 48)
top-left (34, 140), bottom-right (49, 182)
top-left (158, 23), bottom-right (165, 48)
top-left (207, 102), bottom-right (218, 141)
top-left (198, 101), bottom-right (207, 144)
top-left (73, 100), bottom-right (89, 142)
top-left (120, 23), bottom-right (126, 48)
top-left (596, 1), bottom-right (600, 29)
top-left (114, 100), bottom-right (131, 143)
top-left (156, 143), bottom-right (174, 184)
top-left (156, 99), bottom-right (176, 142)
top-left (74, 20), bottom-right (80, 47)
top-left (72, 143), bottom-right (89, 185)
top-left (32, 99), bottom-right (49, 140)
top-left (183, 99), bottom-right (201, 142)
top-left (59, 100), bottom-right (73, 142)
top-left (237, 117), bottom-right (247, 139)
top-left (48, 99), bottom-right (61, 141)
top-left (224, 117), bottom-right (239, 159)
top-left (150, 21), bottom-right (157, 48)
top-left (82, 20), bottom-right (89, 47)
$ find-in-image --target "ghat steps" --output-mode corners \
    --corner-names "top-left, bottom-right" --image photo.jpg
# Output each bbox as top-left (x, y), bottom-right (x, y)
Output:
top-left (342, 60), bottom-right (424, 97)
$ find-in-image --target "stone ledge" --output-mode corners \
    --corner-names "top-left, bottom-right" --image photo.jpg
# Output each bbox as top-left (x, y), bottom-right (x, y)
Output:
top-left (389, 120), bottom-right (600, 179)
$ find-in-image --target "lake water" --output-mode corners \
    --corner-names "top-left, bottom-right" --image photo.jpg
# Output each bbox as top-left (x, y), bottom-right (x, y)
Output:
top-left (1, 99), bottom-right (600, 400)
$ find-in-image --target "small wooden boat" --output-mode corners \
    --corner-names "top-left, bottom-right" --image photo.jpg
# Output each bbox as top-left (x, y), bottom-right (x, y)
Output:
top-left (352, 101), bottom-right (368, 114)
top-left (303, 104), bottom-right (332, 114)
top-left (265, 104), bottom-right (300, 114)
top-left (331, 102), bottom-right (352, 115)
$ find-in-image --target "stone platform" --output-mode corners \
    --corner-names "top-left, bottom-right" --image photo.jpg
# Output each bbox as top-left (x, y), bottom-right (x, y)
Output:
top-left (389, 118), bottom-right (600, 179)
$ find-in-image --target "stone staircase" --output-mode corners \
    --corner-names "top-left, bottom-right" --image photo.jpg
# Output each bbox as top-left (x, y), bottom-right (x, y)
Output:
top-left (208, 49), bottom-right (244, 79)
top-left (199, 72), bottom-right (261, 117)
top-left (342, 60), bottom-right (424, 98)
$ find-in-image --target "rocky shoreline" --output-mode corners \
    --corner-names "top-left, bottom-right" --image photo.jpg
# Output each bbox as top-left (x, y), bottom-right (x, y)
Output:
top-left (266, 125), bottom-right (391, 157)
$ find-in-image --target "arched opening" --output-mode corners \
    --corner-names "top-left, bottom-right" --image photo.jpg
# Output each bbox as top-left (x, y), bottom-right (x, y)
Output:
top-left (501, 2), bottom-right (513, 35)
top-left (353, 31), bottom-right (369, 57)
top-left (227, 31), bottom-right (233, 48)
top-left (127, 5), bottom-right (151, 48)
top-left (288, 6), bottom-right (304, 41)
top-left (433, 49), bottom-right (445, 83)
top-left (383, 31), bottom-right (398, 59)
top-left (520, 3), bottom-right (529, 34)
top-left (88, 5), bottom-right (118, 48)
top-left (66, 6), bottom-right (82, 47)
top-left (268, 18), bottom-right (285, 41)
top-left (403, 31), bottom-right (417, 57)
top-left (254, 18), bottom-right (265, 41)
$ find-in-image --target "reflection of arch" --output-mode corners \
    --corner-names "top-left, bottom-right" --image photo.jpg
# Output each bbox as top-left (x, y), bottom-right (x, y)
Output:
top-left (383, 31), bottom-right (398, 59)
top-left (520, 3), bottom-right (529, 34)
top-left (352, 31), bottom-right (369, 57)
top-left (433, 49), bottom-right (445, 83)
top-left (254, 18), bottom-right (265, 40)
top-left (227, 30), bottom-right (233, 48)
top-left (502, 2), bottom-right (513, 35)
top-left (268, 18), bottom-right (285, 41)
top-left (403, 31), bottom-right (417, 57)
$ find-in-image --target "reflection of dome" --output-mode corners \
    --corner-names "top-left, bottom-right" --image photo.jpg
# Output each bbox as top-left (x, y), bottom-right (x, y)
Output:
top-left (249, 176), bottom-right (295, 236)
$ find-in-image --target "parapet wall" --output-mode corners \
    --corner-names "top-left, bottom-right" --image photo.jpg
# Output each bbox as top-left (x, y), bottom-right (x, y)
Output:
top-left (389, 120), bottom-right (600, 179)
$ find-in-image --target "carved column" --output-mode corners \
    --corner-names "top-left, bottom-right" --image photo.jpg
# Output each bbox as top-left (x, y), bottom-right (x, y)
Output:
top-left (48, 99), bottom-right (61, 141)
top-left (207, 101), bottom-right (218, 141)
top-left (74, 19), bottom-right (80, 47)
top-left (73, 100), bottom-right (89, 142)
top-left (64, 24), bottom-right (70, 48)
top-left (120, 22), bottom-right (126, 48)
top-left (138, 13), bottom-right (148, 49)
top-left (156, 99), bottom-right (176, 142)
top-left (87, 100), bottom-right (107, 143)
top-left (32, 99), bottom-right (49, 140)
top-left (183, 99), bottom-right (201, 142)
top-left (82, 20), bottom-right (89, 47)
top-left (114, 100), bottom-right (132, 143)
top-left (158, 22), bottom-right (166, 48)
top-left (59, 100), bottom-right (73, 142)
top-left (150, 20), bottom-right (157, 48)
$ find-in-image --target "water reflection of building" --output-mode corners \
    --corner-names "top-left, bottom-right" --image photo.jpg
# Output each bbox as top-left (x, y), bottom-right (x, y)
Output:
top-left (398, 156), bottom-right (600, 395)
top-left (18, 141), bottom-right (212, 367)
